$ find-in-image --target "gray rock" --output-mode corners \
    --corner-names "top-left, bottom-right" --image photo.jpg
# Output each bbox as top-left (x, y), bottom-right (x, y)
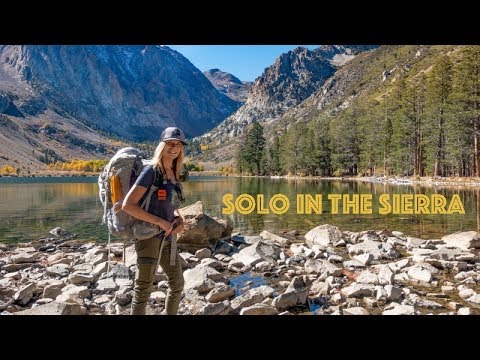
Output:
top-left (199, 258), bottom-right (224, 271)
top-left (304, 259), bottom-right (323, 274)
top-left (72, 263), bottom-right (94, 273)
top-left (321, 259), bottom-right (343, 277)
top-left (386, 237), bottom-right (406, 247)
top-left (392, 231), bottom-right (406, 239)
top-left (10, 252), bottom-right (40, 264)
top-left (407, 263), bottom-right (437, 283)
top-left (4, 271), bottom-right (21, 280)
top-left (42, 280), bottom-right (66, 299)
top-left (94, 278), bottom-right (118, 294)
top-left (0, 296), bottom-right (13, 311)
top-left (384, 285), bottom-right (403, 302)
top-left (255, 260), bottom-right (276, 271)
top-left (429, 247), bottom-right (472, 261)
top-left (353, 253), bottom-right (373, 266)
top-left (107, 264), bottom-right (131, 279)
top-left (341, 283), bottom-right (375, 298)
top-left (195, 248), bottom-right (212, 260)
top-left (356, 270), bottom-right (379, 284)
top-left (177, 201), bottom-right (233, 252)
top-left (2, 263), bottom-right (33, 272)
top-left (447, 302), bottom-right (461, 311)
top-left (230, 289), bottom-right (266, 313)
top-left (328, 255), bottom-right (343, 263)
top-left (201, 300), bottom-right (231, 315)
top-left (389, 258), bottom-right (410, 272)
top-left (13, 283), bottom-right (36, 305)
top-left (49, 227), bottom-right (71, 237)
top-left (114, 291), bottom-right (132, 306)
top-left (68, 271), bottom-right (95, 285)
top-left (382, 304), bottom-right (416, 315)
top-left (240, 304), bottom-right (279, 315)
top-left (183, 266), bottom-right (226, 294)
top-left (406, 237), bottom-right (427, 249)
top-left (343, 307), bottom-right (370, 315)
top-left (16, 301), bottom-right (86, 315)
top-left (123, 246), bottom-right (137, 268)
top-left (84, 248), bottom-right (108, 266)
top-left (34, 298), bottom-right (54, 306)
top-left (46, 264), bottom-right (70, 278)
top-left (343, 260), bottom-right (367, 270)
top-left (205, 284), bottom-right (235, 303)
top-left (309, 280), bottom-right (330, 296)
top-left (377, 264), bottom-right (394, 285)
top-left (149, 291), bottom-right (166, 304)
top-left (57, 284), bottom-right (90, 299)
top-left (457, 307), bottom-right (471, 315)
top-left (305, 224), bottom-right (343, 247)
top-left (231, 240), bottom-right (281, 267)
top-left (347, 239), bottom-right (399, 260)
top-left (259, 231), bottom-right (290, 245)
top-left (414, 298), bottom-right (443, 309)
top-left (272, 276), bottom-right (311, 310)
top-left (243, 236), bottom-right (263, 245)
top-left (213, 240), bottom-right (237, 255)
top-left (441, 231), bottom-right (480, 250)
top-left (91, 262), bottom-right (108, 278)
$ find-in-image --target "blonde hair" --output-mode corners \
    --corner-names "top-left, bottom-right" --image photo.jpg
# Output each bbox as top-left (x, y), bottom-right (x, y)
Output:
top-left (151, 141), bottom-right (185, 180)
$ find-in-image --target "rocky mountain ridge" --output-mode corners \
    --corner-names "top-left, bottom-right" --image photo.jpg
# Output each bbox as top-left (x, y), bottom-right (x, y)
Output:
top-left (0, 45), bottom-right (239, 170)
top-left (198, 45), bottom-right (377, 145)
top-left (204, 68), bottom-right (252, 104)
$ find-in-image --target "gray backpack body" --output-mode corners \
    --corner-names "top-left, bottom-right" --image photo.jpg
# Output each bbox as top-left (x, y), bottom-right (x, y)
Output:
top-left (98, 147), bottom-right (154, 239)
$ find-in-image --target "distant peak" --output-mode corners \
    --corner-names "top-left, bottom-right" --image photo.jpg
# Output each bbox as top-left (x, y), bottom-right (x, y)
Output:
top-left (204, 69), bottom-right (243, 84)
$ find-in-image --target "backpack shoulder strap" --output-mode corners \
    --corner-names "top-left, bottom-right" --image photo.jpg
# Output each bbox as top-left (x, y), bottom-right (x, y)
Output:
top-left (153, 167), bottom-right (164, 187)
top-left (139, 167), bottom-right (164, 212)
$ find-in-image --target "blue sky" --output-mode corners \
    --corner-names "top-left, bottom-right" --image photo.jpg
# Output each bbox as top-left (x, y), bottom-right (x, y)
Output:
top-left (168, 45), bottom-right (318, 82)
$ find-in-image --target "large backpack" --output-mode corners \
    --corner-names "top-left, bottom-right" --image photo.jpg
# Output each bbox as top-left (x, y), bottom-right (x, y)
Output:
top-left (98, 147), bottom-right (161, 239)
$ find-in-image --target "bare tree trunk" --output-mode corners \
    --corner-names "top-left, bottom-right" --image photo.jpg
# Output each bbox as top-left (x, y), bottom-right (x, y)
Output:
top-left (475, 116), bottom-right (480, 177)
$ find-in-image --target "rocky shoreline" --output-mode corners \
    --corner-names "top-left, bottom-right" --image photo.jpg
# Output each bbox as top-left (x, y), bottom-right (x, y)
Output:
top-left (1, 215), bottom-right (480, 315)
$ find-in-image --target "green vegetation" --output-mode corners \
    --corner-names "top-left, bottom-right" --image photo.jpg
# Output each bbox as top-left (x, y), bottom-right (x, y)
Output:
top-left (47, 159), bottom-right (108, 172)
top-left (237, 121), bottom-right (266, 175)
top-left (234, 46), bottom-right (480, 178)
top-left (185, 162), bottom-right (204, 171)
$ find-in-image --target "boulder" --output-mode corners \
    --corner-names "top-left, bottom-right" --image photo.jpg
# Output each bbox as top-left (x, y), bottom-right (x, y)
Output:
top-left (441, 231), bottom-right (480, 250)
top-left (16, 302), bottom-right (86, 315)
top-left (177, 201), bottom-right (233, 252)
top-left (305, 224), bottom-right (343, 247)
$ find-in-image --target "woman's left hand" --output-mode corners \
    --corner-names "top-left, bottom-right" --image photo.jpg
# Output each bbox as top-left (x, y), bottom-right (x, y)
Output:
top-left (171, 216), bottom-right (185, 235)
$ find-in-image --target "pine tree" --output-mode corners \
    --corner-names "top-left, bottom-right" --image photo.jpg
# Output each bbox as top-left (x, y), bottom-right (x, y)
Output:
top-left (242, 121), bottom-right (266, 175)
top-left (452, 46), bottom-right (480, 176)
top-left (425, 55), bottom-right (453, 176)
top-left (266, 133), bottom-right (281, 175)
top-left (331, 104), bottom-right (362, 175)
top-left (314, 116), bottom-right (332, 176)
top-left (390, 78), bottom-right (411, 175)
top-left (383, 97), bottom-right (394, 176)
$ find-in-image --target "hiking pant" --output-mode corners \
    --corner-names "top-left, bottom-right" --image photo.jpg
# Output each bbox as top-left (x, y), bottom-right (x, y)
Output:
top-left (130, 235), bottom-right (184, 315)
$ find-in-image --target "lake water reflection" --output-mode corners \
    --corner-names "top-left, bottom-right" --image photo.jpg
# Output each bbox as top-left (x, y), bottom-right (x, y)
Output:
top-left (0, 176), bottom-right (478, 243)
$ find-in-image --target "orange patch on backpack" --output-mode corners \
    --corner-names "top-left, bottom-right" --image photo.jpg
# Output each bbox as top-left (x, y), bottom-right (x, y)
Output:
top-left (157, 189), bottom-right (167, 200)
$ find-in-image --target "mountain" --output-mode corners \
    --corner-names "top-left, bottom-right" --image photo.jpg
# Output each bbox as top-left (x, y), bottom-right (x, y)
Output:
top-left (204, 69), bottom-right (252, 103)
top-left (282, 45), bottom-right (450, 124)
top-left (198, 45), bottom-right (377, 144)
top-left (192, 45), bottom-right (377, 166)
top-left (0, 45), bottom-right (240, 172)
top-left (193, 45), bottom-right (471, 170)
top-left (0, 45), bottom-right (238, 141)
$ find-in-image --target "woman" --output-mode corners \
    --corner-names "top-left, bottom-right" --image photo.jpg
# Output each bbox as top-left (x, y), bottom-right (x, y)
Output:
top-left (122, 127), bottom-right (187, 315)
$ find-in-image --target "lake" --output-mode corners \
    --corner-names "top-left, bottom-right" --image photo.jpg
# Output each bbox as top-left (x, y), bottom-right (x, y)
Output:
top-left (0, 176), bottom-right (478, 244)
